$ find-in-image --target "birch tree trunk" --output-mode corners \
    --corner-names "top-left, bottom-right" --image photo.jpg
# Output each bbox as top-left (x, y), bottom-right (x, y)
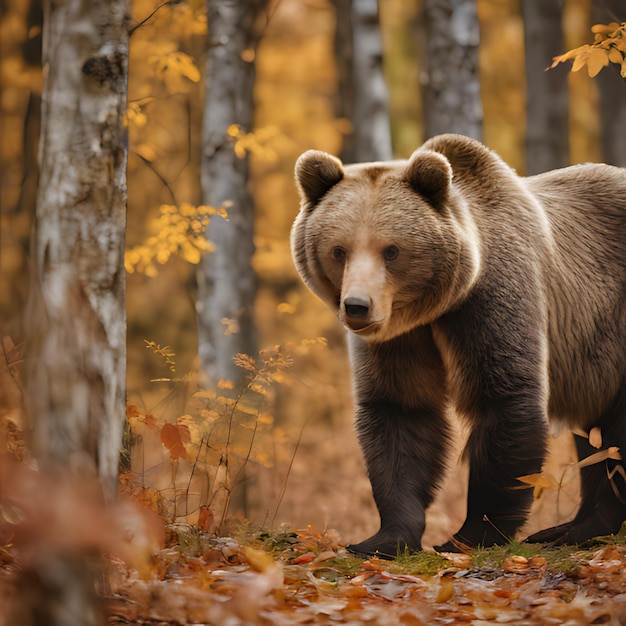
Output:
top-left (332, 0), bottom-right (393, 163)
top-left (421, 0), bottom-right (483, 140)
top-left (522, 0), bottom-right (569, 174)
top-left (197, 0), bottom-right (267, 386)
top-left (27, 0), bottom-right (129, 501)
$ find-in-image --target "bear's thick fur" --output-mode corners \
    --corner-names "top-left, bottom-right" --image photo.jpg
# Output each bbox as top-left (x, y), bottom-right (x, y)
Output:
top-left (291, 134), bottom-right (626, 557)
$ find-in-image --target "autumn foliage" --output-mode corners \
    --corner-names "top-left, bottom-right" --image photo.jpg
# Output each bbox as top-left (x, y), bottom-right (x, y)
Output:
top-left (551, 21), bottom-right (626, 77)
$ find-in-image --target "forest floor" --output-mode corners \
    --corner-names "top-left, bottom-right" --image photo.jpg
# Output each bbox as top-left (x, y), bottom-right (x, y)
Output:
top-left (103, 524), bottom-right (626, 625)
top-left (1, 516), bottom-right (626, 624)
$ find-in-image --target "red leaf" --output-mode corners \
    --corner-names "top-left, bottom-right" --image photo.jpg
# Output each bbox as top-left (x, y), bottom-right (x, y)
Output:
top-left (160, 423), bottom-right (189, 460)
top-left (197, 505), bottom-right (214, 533)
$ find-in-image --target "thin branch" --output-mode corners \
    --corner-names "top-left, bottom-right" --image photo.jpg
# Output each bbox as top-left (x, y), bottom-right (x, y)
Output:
top-left (271, 419), bottom-right (306, 527)
top-left (129, 0), bottom-right (182, 37)
top-left (129, 150), bottom-right (177, 204)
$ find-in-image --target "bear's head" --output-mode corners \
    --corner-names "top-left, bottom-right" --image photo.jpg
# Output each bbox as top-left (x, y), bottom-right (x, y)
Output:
top-left (291, 148), bottom-right (481, 342)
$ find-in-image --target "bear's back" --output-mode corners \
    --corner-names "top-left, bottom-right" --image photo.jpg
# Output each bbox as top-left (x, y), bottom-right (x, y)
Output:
top-left (526, 164), bottom-right (626, 427)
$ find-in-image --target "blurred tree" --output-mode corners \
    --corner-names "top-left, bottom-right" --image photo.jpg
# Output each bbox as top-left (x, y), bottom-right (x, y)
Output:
top-left (27, 0), bottom-right (129, 502)
top-left (522, 0), bottom-right (570, 173)
top-left (592, 0), bottom-right (626, 165)
top-left (420, 0), bottom-right (483, 139)
top-left (197, 0), bottom-right (269, 386)
top-left (331, 0), bottom-right (392, 162)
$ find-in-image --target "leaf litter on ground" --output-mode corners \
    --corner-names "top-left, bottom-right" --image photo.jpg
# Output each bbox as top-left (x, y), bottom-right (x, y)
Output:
top-left (0, 465), bottom-right (625, 626)
top-left (100, 523), bottom-right (626, 625)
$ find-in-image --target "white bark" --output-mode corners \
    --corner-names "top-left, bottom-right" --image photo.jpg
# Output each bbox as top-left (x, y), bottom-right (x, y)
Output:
top-left (197, 0), bottom-right (267, 385)
top-left (332, 0), bottom-right (392, 162)
top-left (421, 0), bottom-right (483, 140)
top-left (351, 0), bottom-right (393, 161)
top-left (28, 0), bottom-right (129, 501)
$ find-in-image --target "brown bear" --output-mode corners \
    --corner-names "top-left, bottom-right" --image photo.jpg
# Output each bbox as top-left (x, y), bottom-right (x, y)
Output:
top-left (291, 133), bottom-right (626, 557)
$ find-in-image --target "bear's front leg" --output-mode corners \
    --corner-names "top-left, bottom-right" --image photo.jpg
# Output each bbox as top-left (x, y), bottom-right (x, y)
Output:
top-left (347, 398), bottom-right (451, 558)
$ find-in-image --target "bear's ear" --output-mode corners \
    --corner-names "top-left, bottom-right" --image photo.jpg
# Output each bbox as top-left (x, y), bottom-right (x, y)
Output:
top-left (403, 150), bottom-right (452, 209)
top-left (295, 150), bottom-right (344, 206)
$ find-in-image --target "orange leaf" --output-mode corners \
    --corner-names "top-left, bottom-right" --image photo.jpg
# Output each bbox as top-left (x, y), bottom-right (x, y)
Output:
top-left (516, 472), bottom-right (559, 499)
top-left (160, 423), bottom-right (189, 460)
top-left (197, 505), bottom-right (214, 533)
top-left (291, 552), bottom-right (315, 565)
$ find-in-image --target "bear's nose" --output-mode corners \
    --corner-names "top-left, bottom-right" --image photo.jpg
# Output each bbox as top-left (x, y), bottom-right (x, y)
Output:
top-left (344, 296), bottom-right (371, 319)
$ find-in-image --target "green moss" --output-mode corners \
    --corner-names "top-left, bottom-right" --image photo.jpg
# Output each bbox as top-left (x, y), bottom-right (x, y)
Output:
top-left (389, 549), bottom-right (452, 576)
top-left (322, 554), bottom-right (365, 578)
top-left (470, 544), bottom-right (510, 570)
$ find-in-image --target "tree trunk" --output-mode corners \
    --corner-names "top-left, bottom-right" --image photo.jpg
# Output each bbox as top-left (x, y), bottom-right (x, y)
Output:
top-left (522, 0), bottom-right (569, 174)
top-left (592, 0), bottom-right (626, 166)
top-left (197, 0), bottom-right (267, 386)
top-left (332, 0), bottom-right (392, 163)
top-left (27, 0), bottom-right (129, 501)
top-left (421, 0), bottom-right (483, 140)
top-left (351, 0), bottom-right (393, 161)
top-left (331, 0), bottom-right (355, 163)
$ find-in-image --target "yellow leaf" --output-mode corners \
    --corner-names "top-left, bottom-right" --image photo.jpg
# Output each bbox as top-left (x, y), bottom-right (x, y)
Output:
top-left (551, 46), bottom-right (585, 68)
top-left (587, 47), bottom-right (610, 77)
top-left (576, 447), bottom-right (622, 469)
top-left (227, 124), bottom-right (241, 137)
top-left (608, 48), bottom-right (623, 64)
top-left (242, 546), bottom-right (275, 573)
top-left (174, 51), bottom-right (201, 82)
top-left (571, 49), bottom-right (590, 73)
top-left (591, 22), bottom-right (620, 35)
top-left (589, 427), bottom-right (602, 449)
top-left (155, 247), bottom-right (171, 265)
top-left (517, 472), bottom-right (559, 499)
top-left (180, 241), bottom-right (202, 264)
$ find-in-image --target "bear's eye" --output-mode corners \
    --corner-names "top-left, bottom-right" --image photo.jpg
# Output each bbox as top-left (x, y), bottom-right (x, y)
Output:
top-left (332, 246), bottom-right (346, 261)
top-left (383, 245), bottom-right (399, 261)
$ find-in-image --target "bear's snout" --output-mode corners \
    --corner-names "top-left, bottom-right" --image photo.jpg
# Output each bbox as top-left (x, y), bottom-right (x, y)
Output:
top-left (344, 296), bottom-right (371, 319)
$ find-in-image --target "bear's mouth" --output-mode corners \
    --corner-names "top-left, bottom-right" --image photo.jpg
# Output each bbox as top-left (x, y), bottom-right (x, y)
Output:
top-left (345, 320), bottom-right (382, 335)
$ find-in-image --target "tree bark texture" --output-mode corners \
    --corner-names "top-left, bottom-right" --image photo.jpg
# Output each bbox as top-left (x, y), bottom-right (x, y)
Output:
top-left (332, 0), bottom-right (392, 163)
top-left (27, 0), bottom-right (129, 501)
top-left (350, 0), bottom-right (393, 161)
top-left (421, 0), bottom-right (483, 140)
top-left (592, 0), bottom-right (626, 166)
top-left (522, 0), bottom-right (569, 174)
top-left (197, 0), bottom-right (268, 386)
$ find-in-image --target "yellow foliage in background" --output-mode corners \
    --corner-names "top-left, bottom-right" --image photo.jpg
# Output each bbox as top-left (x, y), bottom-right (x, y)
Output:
top-left (125, 203), bottom-right (229, 275)
top-left (227, 124), bottom-right (285, 163)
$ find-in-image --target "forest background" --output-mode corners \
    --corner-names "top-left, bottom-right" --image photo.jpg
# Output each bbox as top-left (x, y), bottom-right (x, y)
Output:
top-left (1, 0), bottom-right (625, 554)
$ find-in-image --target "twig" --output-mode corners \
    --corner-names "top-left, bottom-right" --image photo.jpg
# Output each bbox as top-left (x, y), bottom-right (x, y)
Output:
top-left (129, 0), bottom-right (182, 37)
top-left (130, 150), bottom-right (177, 204)
top-left (271, 419), bottom-right (306, 527)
